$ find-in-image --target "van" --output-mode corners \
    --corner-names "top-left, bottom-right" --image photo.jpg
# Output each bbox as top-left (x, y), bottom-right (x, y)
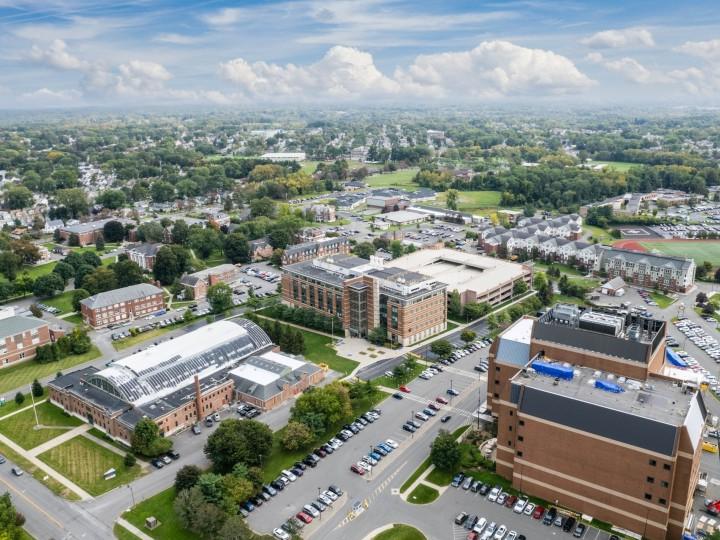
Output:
top-left (703, 441), bottom-right (719, 453)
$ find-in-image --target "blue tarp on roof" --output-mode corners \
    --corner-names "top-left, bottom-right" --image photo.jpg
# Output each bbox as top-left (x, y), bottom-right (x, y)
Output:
top-left (595, 380), bottom-right (624, 393)
top-left (666, 348), bottom-right (688, 368)
top-left (531, 361), bottom-right (574, 380)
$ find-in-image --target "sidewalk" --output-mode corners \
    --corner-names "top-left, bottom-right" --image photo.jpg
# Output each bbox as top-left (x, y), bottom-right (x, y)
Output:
top-left (0, 399), bottom-right (47, 422)
top-left (116, 518), bottom-right (154, 540)
top-left (28, 424), bottom-right (91, 457)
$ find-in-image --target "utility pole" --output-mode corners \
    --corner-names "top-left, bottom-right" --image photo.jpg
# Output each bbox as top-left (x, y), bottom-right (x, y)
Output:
top-left (29, 384), bottom-right (39, 428)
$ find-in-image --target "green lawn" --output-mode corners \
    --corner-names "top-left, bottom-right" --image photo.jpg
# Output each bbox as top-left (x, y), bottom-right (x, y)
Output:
top-left (399, 456), bottom-right (431, 493)
top-left (650, 292), bottom-right (675, 309)
top-left (583, 225), bottom-right (613, 244)
top-left (554, 294), bottom-right (589, 306)
top-left (114, 523), bottom-right (141, 540)
top-left (0, 261), bottom-right (58, 284)
top-left (0, 389), bottom-right (48, 419)
top-left (373, 361), bottom-right (426, 389)
top-left (568, 276), bottom-right (600, 289)
top-left (20, 530), bottom-right (35, 540)
top-left (373, 524), bottom-right (427, 540)
top-left (0, 345), bottom-right (101, 395)
top-left (407, 483), bottom-right (439, 504)
top-left (0, 401), bottom-right (82, 450)
top-left (296, 328), bottom-right (359, 375)
top-left (301, 160), bottom-right (320, 174)
top-left (531, 261), bottom-right (585, 277)
top-left (62, 313), bottom-right (85, 325)
top-left (364, 168), bottom-right (419, 189)
top-left (124, 487), bottom-right (196, 540)
top-left (588, 160), bottom-right (639, 172)
top-left (39, 435), bottom-right (143, 496)
top-left (431, 190), bottom-right (501, 214)
top-left (87, 427), bottom-right (133, 453)
top-left (43, 290), bottom-right (76, 314)
top-left (639, 240), bottom-right (720, 267)
top-left (425, 467), bottom-right (453, 486)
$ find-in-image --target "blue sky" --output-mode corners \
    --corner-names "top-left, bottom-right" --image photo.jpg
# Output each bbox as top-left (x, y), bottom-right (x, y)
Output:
top-left (1, 0), bottom-right (719, 108)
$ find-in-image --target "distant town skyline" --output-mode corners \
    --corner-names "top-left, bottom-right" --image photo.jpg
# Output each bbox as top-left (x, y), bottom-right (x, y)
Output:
top-left (1, 0), bottom-right (720, 108)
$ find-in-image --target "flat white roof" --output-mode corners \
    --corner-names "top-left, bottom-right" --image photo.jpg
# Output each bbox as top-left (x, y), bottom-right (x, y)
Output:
top-left (379, 210), bottom-right (426, 223)
top-left (390, 248), bottom-right (529, 294)
top-left (229, 363), bottom-right (280, 386)
top-left (261, 350), bottom-right (305, 370)
top-left (503, 317), bottom-right (534, 345)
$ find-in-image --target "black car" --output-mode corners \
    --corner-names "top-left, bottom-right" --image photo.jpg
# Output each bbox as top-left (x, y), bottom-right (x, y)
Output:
top-left (392, 393), bottom-right (404, 400)
top-left (303, 456), bottom-right (318, 468)
top-left (271, 479), bottom-right (285, 491)
top-left (402, 424), bottom-right (416, 433)
top-left (290, 467), bottom-right (304, 477)
top-left (563, 517), bottom-right (576, 533)
top-left (543, 507), bottom-right (557, 525)
top-left (151, 458), bottom-right (164, 469)
top-left (478, 483), bottom-right (490, 496)
top-left (464, 515), bottom-right (478, 531)
top-left (167, 450), bottom-right (180, 460)
top-left (454, 512), bottom-right (468, 526)
top-left (441, 415), bottom-right (452, 423)
top-left (294, 461), bottom-right (307, 471)
top-left (328, 485), bottom-right (343, 496)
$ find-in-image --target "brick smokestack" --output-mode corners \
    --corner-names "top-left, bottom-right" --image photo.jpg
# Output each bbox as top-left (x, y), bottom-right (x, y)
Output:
top-left (194, 375), bottom-right (202, 423)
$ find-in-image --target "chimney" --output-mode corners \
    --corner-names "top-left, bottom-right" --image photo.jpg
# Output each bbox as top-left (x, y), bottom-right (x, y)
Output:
top-left (194, 375), bottom-right (203, 423)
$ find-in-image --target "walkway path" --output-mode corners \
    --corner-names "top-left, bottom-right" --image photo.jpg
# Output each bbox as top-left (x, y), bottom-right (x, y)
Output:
top-left (116, 517), bottom-right (154, 540)
top-left (0, 431), bottom-right (93, 500)
top-left (28, 424), bottom-right (91, 457)
top-left (0, 399), bottom-right (47, 422)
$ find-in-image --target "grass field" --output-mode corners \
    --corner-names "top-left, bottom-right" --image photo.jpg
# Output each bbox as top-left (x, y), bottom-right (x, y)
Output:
top-left (532, 261), bottom-right (585, 277)
top-left (583, 225), bottom-right (614, 244)
top-left (431, 190), bottom-right (501, 214)
top-left (292, 327), bottom-right (359, 375)
top-left (0, 401), bottom-right (82, 450)
top-left (407, 483), bottom-right (439, 504)
top-left (114, 523), bottom-right (141, 540)
top-left (639, 240), bottom-right (720, 266)
top-left (589, 161), bottom-right (639, 172)
top-left (62, 313), bottom-right (84, 325)
top-left (301, 160), bottom-right (320, 174)
top-left (0, 261), bottom-right (57, 284)
top-left (373, 524), bottom-right (427, 540)
top-left (39, 435), bottom-right (143, 496)
top-left (124, 487), bottom-right (195, 540)
top-left (364, 168), bottom-right (419, 189)
top-left (0, 345), bottom-right (101, 395)
top-left (373, 361), bottom-right (426, 389)
top-left (400, 456), bottom-right (431, 493)
top-left (43, 290), bottom-right (76, 314)
top-left (0, 389), bottom-right (48, 418)
top-left (650, 292), bottom-right (675, 309)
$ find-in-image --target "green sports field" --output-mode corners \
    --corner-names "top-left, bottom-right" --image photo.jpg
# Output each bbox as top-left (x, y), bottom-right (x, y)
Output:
top-left (589, 161), bottom-right (639, 172)
top-left (430, 190), bottom-right (501, 213)
top-left (364, 168), bottom-right (419, 189)
top-left (639, 240), bottom-right (720, 266)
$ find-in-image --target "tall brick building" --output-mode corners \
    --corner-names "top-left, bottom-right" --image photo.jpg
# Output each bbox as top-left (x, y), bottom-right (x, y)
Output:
top-left (487, 304), bottom-right (705, 540)
top-left (282, 254), bottom-right (447, 346)
top-left (80, 283), bottom-right (165, 328)
top-left (0, 308), bottom-right (61, 367)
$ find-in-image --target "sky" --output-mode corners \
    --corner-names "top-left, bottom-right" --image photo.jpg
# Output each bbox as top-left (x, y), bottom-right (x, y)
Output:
top-left (1, 0), bottom-right (720, 109)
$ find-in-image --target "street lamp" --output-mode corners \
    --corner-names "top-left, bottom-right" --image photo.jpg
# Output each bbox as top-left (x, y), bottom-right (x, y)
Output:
top-left (317, 487), bottom-right (322, 520)
top-left (127, 484), bottom-right (136, 509)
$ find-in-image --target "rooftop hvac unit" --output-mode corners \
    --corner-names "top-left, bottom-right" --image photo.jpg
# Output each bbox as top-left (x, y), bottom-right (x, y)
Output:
top-left (579, 311), bottom-right (625, 336)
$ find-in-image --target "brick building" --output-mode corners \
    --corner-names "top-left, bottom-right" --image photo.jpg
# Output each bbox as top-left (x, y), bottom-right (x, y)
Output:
top-left (281, 237), bottom-right (350, 266)
top-left (48, 319), bottom-right (322, 443)
top-left (59, 218), bottom-right (128, 246)
top-left (0, 308), bottom-right (62, 368)
top-left (179, 263), bottom-right (241, 300)
top-left (124, 243), bottom-right (162, 270)
top-left (487, 304), bottom-right (705, 540)
top-left (282, 254), bottom-right (447, 346)
top-left (80, 283), bottom-right (165, 328)
top-left (249, 238), bottom-right (273, 262)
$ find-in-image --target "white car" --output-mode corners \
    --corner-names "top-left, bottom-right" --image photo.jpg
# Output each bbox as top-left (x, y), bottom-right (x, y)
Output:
top-left (273, 528), bottom-right (290, 540)
top-left (523, 502), bottom-right (535, 516)
top-left (357, 460), bottom-right (372, 472)
top-left (323, 489), bottom-right (338, 501)
top-left (281, 469), bottom-right (297, 482)
top-left (513, 498), bottom-right (527, 513)
top-left (473, 517), bottom-right (488, 534)
top-left (385, 439), bottom-right (399, 449)
top-left (506, 532), bottom-right (517, 540)
top-left (494, 525), bottom-right (507, 540)
top-left (487, 487), bottom-right (500, 502)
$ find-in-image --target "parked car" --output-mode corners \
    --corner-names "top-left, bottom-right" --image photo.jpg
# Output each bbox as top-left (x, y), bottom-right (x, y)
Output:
top-left (151, 458), bottom-right (164, 469)
top-left (462, 476), bottom-right (473, 490)
top-left (532, 506), bottom-right (545, 520)
top-left (451, 472), bottom-right (465, 488)
top-left (273, 528), bottom-right (291, 540)
top-left (573, 523), bottom-right (587, 538)
top-left (513, 498), bottom-right (527, 513)
top-left (191, 424), bottom-right (202, 435)
top-left (167, 450), bottom-right (180, 460)
top-left (350, 464), bottom-right (365, 475)
top-left (446, 388), bottom-right (460, 396)
top-left (11, 467), bottom-right (23, 477)
top-left (441, 415), bottom-right (452, 423)
top-left (392, 393), bottom-right (404, 400)
top-left (455, 512), bottom-right (469, 526)
top-left (563, 517), bottom-right (577, 533)
top-left (399, 385), bottom-right (411, 393)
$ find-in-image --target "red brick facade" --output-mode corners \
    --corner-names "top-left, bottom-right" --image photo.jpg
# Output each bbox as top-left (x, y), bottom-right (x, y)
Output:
top-left (81, 291), bottom-right (165, 328)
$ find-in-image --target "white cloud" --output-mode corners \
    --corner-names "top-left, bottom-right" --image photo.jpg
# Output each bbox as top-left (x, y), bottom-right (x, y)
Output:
top-left (19, 87), bottom-right (81, 106)
top-left (581, 27), bottom-right (655, 49)
top-left (202, 7), bottom-right (248, 26)
top-left (30, 39), bottom-right (89, 71)
top-left (675, 39), bottom-right (720, 62)
top-left (586, 52), bottom-right (656, 84)
top-left (153, 33), bottom-right (201, 45)
top-left (220, 41), bottom-right (593, 101)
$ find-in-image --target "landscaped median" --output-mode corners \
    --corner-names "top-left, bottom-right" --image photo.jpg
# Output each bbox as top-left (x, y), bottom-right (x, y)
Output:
top-left (371, 524), bottom-right (427, 540)
top-left (406, 483), bottom-right (439, 504)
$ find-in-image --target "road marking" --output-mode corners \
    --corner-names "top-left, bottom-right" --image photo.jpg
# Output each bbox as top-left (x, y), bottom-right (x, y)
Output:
top-left (0, 476), bottom-right (65, 531)
top-left (711, 477), bottom-right (720, 486)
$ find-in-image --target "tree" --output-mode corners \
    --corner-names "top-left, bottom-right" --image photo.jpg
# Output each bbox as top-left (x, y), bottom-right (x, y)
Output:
top-left (281, 421), bottom-right (314, 451)
top-left (513, 280), bottom-right (528, 296)
top-left (460, 330), bottom-right (477, 344)
top-left (220, 474), bottom-right (254, 507)
top-left (136, 222), bottom-right (165, 243)
top-left (223, 233), bottom-right (250, 264)
top-left (430, 430), bottom-right (461, 471)
top-left (171, 219), bottom-right (190, 246)
top-left (55, 188), bottom-right (89, 218)
top-left (463, 302), bottom-right (490, 321)
top-left (367, 326), bottom-right (386, 346)
top-left (81, 266), bottom-right (118, 295)
top-left (11, 239), bottom-right (40, 265)
top-left (68, 233), bottom-right (80, 247)
top-left (204, 419), bottom-right (273, 472)
top-left (32, 273), bottom-right (65, 298)
top-left (52, 261), bottom-right (75, 282)
top-left (96, 189), bottom-right (127, 210)
top-left (430, 339), bottom-right (453, 359)
top-left (57, 327), bottom-right (91, 355)
top-left (0, 252), bottom-right (21, 281)
top-left (3, 185), bottom-right (34, 209)
top-left (131, 418), bottom-right (172, 457)
top-left (0, 492), bottom-right (23, 540)
top-left (290, 383), bottom-right (352, 436)
top-left (124, 453), bottom-right (137, 468)
top-left (95, 236), bottom-right (105, 252)
top-left (29, 304), bottom-right (43, 318)
top-left (207, 283), bottom-right (233, 313)
top-left (353, 242), bottom-right (374, 259)
top-left (448, 290), bottom-right (462, 319)
top-left (153, 246), bottom-right (181, 285)
top-left (14, 392), bottom-right (24, 406)
top-left (71, 288), bottom-right (90, 312)
top-left (100, 220), bottom-right (124, 243)
top-left (175, 465), bottom-right (202, 492)
top-left (270, 248), bottom-right (284, 266)
top-left (173, 486), bottom-right (226, 539)
top-left (390, 240), bottom-right (404, 259)
top-left (31, 379), bottom-right (43, 398)
top-left (446, 189), bottom-right (459, 210)
top-left (697, 292), bottom-right (709, 305)
top-left (249, 197), bottom-right (276, 218)
top-left (112, 259), bottom-right (145, 288)
top-left (189, 228), bottom-right (221, 259)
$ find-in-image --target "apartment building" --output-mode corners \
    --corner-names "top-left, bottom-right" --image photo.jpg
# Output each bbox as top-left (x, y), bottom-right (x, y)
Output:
top-left (487, 305), bottom-right (703, 540)
top-left (179, 263), bottom-right (241, 300)
top-left (0, 308), bottom-right (59, 367)
top-left (308, 204), bottom-right (336, 223)
top-left (598, 247), bottom-right (696, 293)
top-left (282, 254), bottom-right (447, 346)
top-left (80, 283), bottom-right (165, 328)
top-left (124, 243), bottom-right (162, 270)
top-left (281, 237), bottom-right (350, 266)
top-left (59, 218), bottom-right (128, 246)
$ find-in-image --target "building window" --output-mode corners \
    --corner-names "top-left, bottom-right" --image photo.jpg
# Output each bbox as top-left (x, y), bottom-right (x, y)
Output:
top-left (495, 366), bottom-right (500, 372)
top-left (516, 451), bottom-right (523, 457)
top-left (509, 411), bottom-right (513, 416)
top-left (518, 435), bottom-right (524, 442)
top-left (508, 426), bottom-right (512, 432)
top-left (494, 379), bottom-right (500, 385)
top-left (519, 420), bottom-right (524, 426)
top-left (493, 393), bottom-right (499, 398)
top-left (507, 440), bottom-right (512, 446)
top-left (646, 477), bottom-right (654, 483)
top-left (661, 481), bottom-right (669, 488)
top-left (649, 459), bottom-right (656, 466)
top-left (663, 463), bottom-right (671, 471)
top-left (644, 493), bottom-right (652, 501)
top-left (659, 498), bottom-right (667, 505)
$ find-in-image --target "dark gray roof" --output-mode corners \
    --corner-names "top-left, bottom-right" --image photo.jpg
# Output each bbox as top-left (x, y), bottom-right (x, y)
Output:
top-left (600, 247), bottom-right (694, 272)
top-left (125, 243), bottom-right (162, 256)
top-left (284, 236), bottom-right (349, 256)
top-left (0, 315), bottom-right (47, 340)
top-left (81, 283), bottom-right (163, 310)
top-left (61, 218), bottom-right (127, 234)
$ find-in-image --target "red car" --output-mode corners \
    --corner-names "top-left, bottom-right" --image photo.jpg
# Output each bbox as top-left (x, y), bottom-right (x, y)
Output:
top-left (350, 464), bottom-right (365, 475)
top-left (428, 402), bottom-right (440, 411)
top-left (296, 511), bottom-right (313, 524)
top-left (399, 385), bottom-right (411, 393)
top-left (505, 495), bottom-right (517, 508)
top-left (436, 396), bottom-right (449, 405)
top-left (532, 506), bottom-right (546, 519)
top-left (466, 532), bottom-right (478, 540)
